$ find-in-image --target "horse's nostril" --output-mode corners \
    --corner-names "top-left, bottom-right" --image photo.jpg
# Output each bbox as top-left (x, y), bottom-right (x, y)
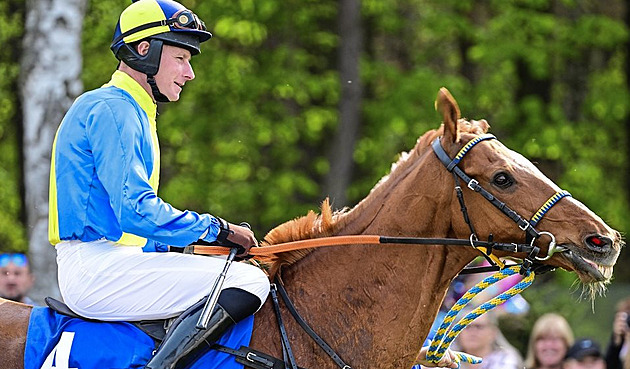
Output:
top-left (586, 235), bottom-right (611, 249)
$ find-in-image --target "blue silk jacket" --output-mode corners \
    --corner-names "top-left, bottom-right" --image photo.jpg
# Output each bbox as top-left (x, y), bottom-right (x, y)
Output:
top-left (48, 70), bottom-right (219, 249)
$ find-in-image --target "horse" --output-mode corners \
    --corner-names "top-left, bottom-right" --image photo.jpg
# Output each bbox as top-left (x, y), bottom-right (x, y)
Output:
top-left (0, 88), bottom-right (622, 369)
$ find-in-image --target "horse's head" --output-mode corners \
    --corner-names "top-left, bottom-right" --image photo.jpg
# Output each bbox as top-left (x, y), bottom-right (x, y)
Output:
top-left (435, 88), bottom-right (622, 293)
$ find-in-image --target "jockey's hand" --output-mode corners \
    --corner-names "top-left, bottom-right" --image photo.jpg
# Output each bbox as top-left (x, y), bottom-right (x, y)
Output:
top-left (204, 218), bottom-right (257, 258)
top-left (414, 346), bottom-right (471, 368)
top-left (225, 222), bottom-right (258, 258)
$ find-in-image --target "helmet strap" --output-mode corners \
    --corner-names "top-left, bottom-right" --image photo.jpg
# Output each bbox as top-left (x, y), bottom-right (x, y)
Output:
top-left (147, 75), bottom-right (170, 103)
top-left (115, 39), bottom-right (163, 76)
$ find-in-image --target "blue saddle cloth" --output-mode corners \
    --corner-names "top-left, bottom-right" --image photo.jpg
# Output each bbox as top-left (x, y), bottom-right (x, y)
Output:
top-left (25, 306), bottom-right (254, 369)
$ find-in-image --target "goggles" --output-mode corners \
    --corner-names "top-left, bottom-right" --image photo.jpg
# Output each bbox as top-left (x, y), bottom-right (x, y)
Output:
top-left (168, 10), bottom-right (206, 31)
top-left (0, 253), bottom-right (28, 268)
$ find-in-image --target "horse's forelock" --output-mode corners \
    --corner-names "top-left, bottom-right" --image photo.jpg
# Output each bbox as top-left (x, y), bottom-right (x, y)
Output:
top-left (457, 118), bottom-right (491, 136)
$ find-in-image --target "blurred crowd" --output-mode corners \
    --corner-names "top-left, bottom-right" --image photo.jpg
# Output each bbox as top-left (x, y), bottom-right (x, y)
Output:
top-left (415, 258), bottom-right (630, 369)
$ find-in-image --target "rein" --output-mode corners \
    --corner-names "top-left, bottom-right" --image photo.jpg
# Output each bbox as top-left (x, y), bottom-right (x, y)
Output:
top-left (191, 235), bottom-right (546, 271)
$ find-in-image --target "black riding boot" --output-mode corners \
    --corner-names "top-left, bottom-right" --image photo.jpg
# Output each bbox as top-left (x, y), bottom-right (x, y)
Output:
top-left (143, 303), bottom-right (234, 369)
top-left (143, 288), bottom-right (262, 369)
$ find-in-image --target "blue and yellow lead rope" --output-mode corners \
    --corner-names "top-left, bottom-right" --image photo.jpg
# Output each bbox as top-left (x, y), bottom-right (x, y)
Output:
top-left (426, 265), bottom-right (535, 365)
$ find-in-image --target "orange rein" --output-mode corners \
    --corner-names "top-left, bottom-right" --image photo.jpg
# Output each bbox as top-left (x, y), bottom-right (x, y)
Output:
top-left (191, 235), bottom-right (382, 257)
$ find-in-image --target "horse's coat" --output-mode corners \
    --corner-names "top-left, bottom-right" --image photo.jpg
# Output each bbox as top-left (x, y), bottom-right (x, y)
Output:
top-left (0, 88), bottom-right (621, 369)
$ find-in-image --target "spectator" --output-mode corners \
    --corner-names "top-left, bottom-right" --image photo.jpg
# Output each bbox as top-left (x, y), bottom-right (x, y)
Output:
top-left (0, 252), bottom-right (35, 305)
top-left (453, 310), bottom-right (523, 369)
top-left (605, 297), bottom-right (630, 369)
top-left (564, 338), bottom-right (606, 369)
top-left (524, 313), bottom-right (575, 369)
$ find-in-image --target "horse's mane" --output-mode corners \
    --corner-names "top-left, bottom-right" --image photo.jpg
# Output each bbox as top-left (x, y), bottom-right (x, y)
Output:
top-left (259, 197), bottom-right (338, 276)
top-left (258, 119), bottom-right (486, 277)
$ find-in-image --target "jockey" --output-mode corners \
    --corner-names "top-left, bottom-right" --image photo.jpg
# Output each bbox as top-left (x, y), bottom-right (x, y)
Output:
top-left (48, 0), bottom-right (269, 368)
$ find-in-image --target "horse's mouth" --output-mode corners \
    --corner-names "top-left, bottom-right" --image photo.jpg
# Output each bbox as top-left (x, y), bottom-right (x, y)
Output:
top-left (553, 245), bottom-right (614, 283)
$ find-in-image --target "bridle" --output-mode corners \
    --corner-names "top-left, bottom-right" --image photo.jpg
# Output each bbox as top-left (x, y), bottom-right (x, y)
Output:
top-left (431, 133), bottom-right (572, 269)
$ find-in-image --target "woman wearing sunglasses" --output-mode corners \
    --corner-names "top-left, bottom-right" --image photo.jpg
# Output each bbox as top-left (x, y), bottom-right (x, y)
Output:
top-left (48, 1), bottom-right (269, 368)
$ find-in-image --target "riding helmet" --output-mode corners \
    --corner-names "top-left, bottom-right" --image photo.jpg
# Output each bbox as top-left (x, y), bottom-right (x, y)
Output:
top-left (110, 0), bottom-right (212, 77)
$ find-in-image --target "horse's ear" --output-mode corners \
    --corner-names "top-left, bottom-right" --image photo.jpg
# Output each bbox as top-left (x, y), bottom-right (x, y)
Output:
top-left (435, 87), bottom-right (460, 143)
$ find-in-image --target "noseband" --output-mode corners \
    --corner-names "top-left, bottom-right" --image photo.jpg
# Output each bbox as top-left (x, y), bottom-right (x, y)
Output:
top-left (431, 134), bottom-right (571, 267)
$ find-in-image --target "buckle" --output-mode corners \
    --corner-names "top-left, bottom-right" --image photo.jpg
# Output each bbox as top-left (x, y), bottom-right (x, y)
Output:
top-left (518, 220), bottom-right (530, 231)
top-left (467, 179), bottom-right (479, 191)
top-left (245, 351), bottom-right (275, 367)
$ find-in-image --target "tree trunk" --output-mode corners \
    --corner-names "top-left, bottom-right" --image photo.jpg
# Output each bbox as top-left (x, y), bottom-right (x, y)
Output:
top-left (323, 0), bottom-right (364, 207)
top-left (623, 0), bottom-right (630, 283)
top-left (20, 0), bottom-right (86, 303)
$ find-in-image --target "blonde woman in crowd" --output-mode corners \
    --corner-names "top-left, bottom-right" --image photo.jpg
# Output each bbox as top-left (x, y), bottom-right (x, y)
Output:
top-left (524, 313), bottom-right (574, 369)
top-left (453, 310), bottom-right (523, 369)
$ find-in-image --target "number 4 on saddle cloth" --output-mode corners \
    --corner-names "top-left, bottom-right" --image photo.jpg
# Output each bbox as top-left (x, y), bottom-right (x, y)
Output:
top-left (24, 304), bottom-right (254, 369)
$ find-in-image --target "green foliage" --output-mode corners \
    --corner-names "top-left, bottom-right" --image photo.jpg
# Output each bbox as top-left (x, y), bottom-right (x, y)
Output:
top-left (0, 0), bottom-right (626, 336)
top-left (0, 0), bottom-right (26, 252)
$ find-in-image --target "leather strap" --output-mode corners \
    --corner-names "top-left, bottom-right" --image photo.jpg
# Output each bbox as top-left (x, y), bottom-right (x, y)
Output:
top-left (274, 278), bottom-right (352, 369)
top-left (211, 344), bottom-right (307, 369)
top-left (270, 283), bottom-right (299, 369)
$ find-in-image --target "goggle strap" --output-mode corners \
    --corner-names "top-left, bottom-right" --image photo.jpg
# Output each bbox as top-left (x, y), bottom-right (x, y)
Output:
top-left (112, 13), bottom-right (205, 46)
top-left (112, 20), bottom-right (166, 46)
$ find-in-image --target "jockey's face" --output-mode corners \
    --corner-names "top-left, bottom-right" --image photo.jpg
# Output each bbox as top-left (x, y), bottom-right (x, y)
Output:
top-left (154, 44), bottom-right (195, 102)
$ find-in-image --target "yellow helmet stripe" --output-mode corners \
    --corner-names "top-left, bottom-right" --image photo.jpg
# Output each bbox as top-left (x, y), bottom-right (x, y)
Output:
top-left (120, 0), bottom-right (170, 44)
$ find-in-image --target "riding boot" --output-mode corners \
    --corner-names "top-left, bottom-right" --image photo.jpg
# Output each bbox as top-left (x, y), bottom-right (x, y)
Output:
top-left (143, 302), bottom-right (234, 369)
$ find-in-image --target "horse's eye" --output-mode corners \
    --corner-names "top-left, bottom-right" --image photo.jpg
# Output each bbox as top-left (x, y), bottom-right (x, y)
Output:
top-left (492, 172), bottom-right (514, 189)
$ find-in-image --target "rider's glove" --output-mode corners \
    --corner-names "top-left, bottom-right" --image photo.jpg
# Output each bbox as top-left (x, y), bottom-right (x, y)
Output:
top-left (200, 217), bottom-right (257, 258)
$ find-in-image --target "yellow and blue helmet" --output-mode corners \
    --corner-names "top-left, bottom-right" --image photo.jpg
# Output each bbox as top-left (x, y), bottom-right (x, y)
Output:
top-left (111, 0), bottom-right (212, 77)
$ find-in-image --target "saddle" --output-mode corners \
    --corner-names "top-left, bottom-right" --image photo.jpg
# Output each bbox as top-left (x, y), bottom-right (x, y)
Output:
top-left (45, 296), bottom-right (169, 345)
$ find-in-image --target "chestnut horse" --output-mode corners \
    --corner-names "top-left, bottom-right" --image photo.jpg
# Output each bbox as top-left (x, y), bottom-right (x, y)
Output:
top-left (0, 88), bottom-right (622, 369)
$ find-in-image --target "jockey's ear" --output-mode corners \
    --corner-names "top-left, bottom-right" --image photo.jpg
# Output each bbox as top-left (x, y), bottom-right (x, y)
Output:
top-left (435, 87), bottom-right (460, 144)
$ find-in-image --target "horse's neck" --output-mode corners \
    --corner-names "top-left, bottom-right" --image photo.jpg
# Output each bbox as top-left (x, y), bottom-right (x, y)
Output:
top-left (271, 146), bottom-right (478, 367)
top-left (333, 142), bottom-right (475, 272)
top-left (333, 147), bottom-right (473, 305)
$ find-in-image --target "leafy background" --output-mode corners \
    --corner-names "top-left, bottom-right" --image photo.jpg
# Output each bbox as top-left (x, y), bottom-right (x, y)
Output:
top-left (1, 0), bottom-right (628, 354)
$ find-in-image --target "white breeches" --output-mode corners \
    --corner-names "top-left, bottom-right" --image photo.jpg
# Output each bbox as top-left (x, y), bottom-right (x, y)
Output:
top-left (56, 239), bottom-right (270, 321)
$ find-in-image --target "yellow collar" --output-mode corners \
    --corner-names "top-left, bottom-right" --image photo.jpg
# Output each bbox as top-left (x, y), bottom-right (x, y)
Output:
top-left (103, 70), bottom-right (157, 122)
